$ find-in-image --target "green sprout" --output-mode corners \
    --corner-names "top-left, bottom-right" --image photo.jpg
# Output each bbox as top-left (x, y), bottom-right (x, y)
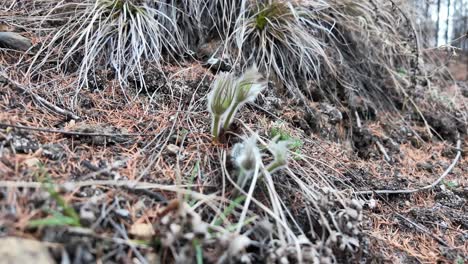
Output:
top-left (193, 239), bottom-right (204, 264)
top-left (208, 72), bottom-right (236, 142)
top-left (269, 126), bottom-right (303, 155)
top-left (185, 161), bottom-right (201, 206)
top-left (443, 180), bottom-right (458, 189)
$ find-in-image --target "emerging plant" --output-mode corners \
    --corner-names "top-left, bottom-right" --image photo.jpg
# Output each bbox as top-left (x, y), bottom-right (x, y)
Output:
top-left (223, 65), bottom-right (266, 130)
top-left (207, 72), bottom-right (236, 142)
top-left (231, 134), bottom-right (261, 188)
top-left (265, 136), bottom-right (290, 173)
top-left (269, 125), bottom-right (304, 153)
top-left (208, 66), bottom-right (265, 142)
top-left (231, 133), bottom-right (293, 189)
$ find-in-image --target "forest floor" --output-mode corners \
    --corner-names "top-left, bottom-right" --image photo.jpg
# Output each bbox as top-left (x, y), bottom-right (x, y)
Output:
top-left (0, 50), bottom-right (467, 263)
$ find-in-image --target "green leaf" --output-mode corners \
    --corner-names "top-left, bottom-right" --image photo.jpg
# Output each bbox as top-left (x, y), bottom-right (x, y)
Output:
top-left (397, 67), bottom-right (407, 75)
top-left (443, 180), bottom-right (458, 189)
top-left (269, 126), bottom-right (303, 152)
top-left (30, 167), bottom-right (81, 228)
top-left (28, 214), bottom-right (80, 228)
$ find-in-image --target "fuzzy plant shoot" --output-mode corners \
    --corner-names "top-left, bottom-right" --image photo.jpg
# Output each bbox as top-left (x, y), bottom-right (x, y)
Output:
top-left (208, 72), bottom-right (236, 142)
top-left (223, 66), bottom-right (266, 130)
top-left (265, 137), bottom-right (291, 173)
top-left (208, 67), bottom-right (265, 142)
top-left (231, 135), bottom-right (261, 189)
top-left (231, 134), bottom-right (293, 189)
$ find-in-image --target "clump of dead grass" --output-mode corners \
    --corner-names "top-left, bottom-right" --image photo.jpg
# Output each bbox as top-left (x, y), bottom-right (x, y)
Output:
top-left (3, 0), bottom-right (422, 115)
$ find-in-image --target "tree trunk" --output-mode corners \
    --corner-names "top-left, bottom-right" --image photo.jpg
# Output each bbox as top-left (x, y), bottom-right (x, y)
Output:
top-left (425, 1), bottom-right (430, 19)
top-left (463, 0), bottom-right (467, 51)
top-left (445, 0), bottom-right (451, 44)
top-left (436, 0), bottom-right (442, 46)
top-left (423, 1), bottom-right (431, 46)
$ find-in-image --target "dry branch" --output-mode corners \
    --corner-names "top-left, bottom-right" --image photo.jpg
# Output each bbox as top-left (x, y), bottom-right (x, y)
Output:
top-left (0, 123), bottom-right (160, 137)
top-left (0, 72), bottom-right (80, 120)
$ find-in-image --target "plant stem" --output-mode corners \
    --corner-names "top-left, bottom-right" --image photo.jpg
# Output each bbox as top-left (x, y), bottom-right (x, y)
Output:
top-left (266, 161), bottom-right (284, 173)
top-left (193, 239), bottom-right (203, 264)
top-left (212, 114), bottom-right (221, 142)
top-left (223, 102), bottom-right (240, 131)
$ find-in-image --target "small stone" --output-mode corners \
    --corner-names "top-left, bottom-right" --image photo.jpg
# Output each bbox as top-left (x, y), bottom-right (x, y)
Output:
top-left (345, 208), bottom-right (359, 220)
top-left (114, 208), bottom-right (130, 218)
top-left (183, 232), bottom-right (195, 241)
top-left (80, 206), bottom-right (96, 225)
top-left (351, 199), bottom-right (363, 211)
top-left (416, 162), bottom-right (433, 172)
top-left (42, 144), bottom-right (65, 160)
top-left (204, 57), bottom-right (232, 71)
top-left (169, 223), bottom-right (182, 234)
top-left (320, 103), bottom-right (343, 124)
top-left (0, 237), bottom-right (54, 264)
top-left (368, 198), bottom-right (377, 209)
top-left (166, 144), bottom-right (180, 155)
top-left (60, 182), bottom-right (76, 193)
top-left (11, 136), bottom-right (40, 153)
top-left (23, 157), bottom-right (41, 168)
top-left (0, 32), bottom-right (32, 51)
top-left (228, 235), bottom-right (251, 256)
top-left (130, 223), bottom-right (155, 239)
top-left (279, 256), bottom-right (289, 264)
top-left (160, 215), bottom-right (170, 225)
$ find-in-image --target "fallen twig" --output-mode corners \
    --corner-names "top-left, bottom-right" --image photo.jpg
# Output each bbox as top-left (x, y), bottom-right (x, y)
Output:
top-left (355, 111), bottom-right (362, 129)
top-left (375, 140), bottom-right (391, 163)
top-left (0, 123), bottom-right (160, 137)
top-left (357, 138), bottom-right (462, 195)
top-left (0, 72), bottom-right (81, 120)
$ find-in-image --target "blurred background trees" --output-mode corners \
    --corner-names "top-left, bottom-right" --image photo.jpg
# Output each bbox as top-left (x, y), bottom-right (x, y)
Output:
top-left (412, 0), bottom-right (467, 51)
